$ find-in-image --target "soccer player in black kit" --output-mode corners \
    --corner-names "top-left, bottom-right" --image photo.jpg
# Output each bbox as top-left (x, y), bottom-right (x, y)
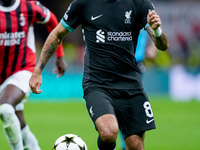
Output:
top-left (29, 0), bottom-right (169, 149)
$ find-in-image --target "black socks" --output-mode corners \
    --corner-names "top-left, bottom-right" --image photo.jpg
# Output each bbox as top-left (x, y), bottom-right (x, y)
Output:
top-left (97, 136), bottom-right (116, 150)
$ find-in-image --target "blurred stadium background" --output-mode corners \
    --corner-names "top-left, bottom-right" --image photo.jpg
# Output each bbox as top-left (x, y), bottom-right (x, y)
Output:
top-left (1, 0), bottom-right (200, 149)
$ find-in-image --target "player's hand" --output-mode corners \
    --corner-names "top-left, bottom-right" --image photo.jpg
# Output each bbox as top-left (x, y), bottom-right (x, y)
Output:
top-left (147, 10), bottom-right (161, 30)
top-left (29, 70), bottom-right (42, 94)
top-left (53, 57), bottom-right (67, 78)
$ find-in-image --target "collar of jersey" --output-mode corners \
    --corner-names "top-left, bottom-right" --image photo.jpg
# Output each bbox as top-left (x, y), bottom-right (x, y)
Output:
top-left (0, 0), bottom-right (20, 12)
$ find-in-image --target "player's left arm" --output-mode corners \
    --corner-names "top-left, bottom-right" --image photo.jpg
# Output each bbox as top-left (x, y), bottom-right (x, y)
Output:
top-left (29, 23), bottom-right (69, 94)
top-left (45, 12), bottom-right (67, 77)
top-left (146, 10), bottom-right (169, 51)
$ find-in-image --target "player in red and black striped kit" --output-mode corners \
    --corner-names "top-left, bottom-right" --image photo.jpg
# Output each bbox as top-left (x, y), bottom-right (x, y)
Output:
top-left (0, 0), bottom-right (67, 149)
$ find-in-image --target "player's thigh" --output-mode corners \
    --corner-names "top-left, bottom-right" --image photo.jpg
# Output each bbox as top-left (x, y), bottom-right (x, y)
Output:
top-left (117, 90), bottom-right (155, 139)
top-left (0, 71), bottom-right (32, 106)
top-left (84, 89), bottom-right (118, 132)
top-left (0, 84), bottom-right (24, 106)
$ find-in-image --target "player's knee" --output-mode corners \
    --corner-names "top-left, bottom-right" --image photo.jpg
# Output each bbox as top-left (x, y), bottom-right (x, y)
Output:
top-left (100, 126), bottom-right (118, 142)
top-left (127, 142), bottom-right (144, 150)
top-left (125, 133), bottom-right (145, 150)
top-left (96, 114), bottom-right (119, 142)
top-left (0, 103), bottom-right (15, 122)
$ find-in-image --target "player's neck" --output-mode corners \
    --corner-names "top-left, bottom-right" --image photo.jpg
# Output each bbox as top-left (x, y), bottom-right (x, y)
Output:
top-left (0, 0), bottom-right (16, 7)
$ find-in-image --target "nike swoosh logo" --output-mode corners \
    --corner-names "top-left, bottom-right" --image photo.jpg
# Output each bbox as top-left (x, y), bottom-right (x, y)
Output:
top-left (146, 118), bottom-right (154, 124)
top-left (91, 14), bottom-right (103, 20)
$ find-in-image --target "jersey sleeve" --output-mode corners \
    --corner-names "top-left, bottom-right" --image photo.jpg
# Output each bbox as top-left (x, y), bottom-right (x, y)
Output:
top-left (45, 12), bottom-right (64, 57)
top-left (139, 0), bottom-right (155, 29)
top-left (60, 0), bottom-right (83, 32)
top-left (29, 1), bottom-right (51, 23)
top-left (30, 1), bottom-right (64, 57)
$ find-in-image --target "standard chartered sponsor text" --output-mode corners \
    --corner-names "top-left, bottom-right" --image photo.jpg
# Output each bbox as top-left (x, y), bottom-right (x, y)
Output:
top-left (107, 31), bottom-right (132, 41)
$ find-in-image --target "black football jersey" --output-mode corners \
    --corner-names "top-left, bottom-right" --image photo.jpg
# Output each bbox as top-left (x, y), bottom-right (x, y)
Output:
top-left (61, 0), bottom-right (155, 91)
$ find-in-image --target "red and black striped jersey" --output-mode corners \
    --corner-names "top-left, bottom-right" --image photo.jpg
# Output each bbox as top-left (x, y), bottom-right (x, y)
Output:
top-left (0, 0), bottom-right (64, 84)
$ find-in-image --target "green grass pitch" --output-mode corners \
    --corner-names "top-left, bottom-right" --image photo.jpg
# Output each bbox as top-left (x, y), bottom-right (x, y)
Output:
top-left (0, 96), bottom-right (200, 150)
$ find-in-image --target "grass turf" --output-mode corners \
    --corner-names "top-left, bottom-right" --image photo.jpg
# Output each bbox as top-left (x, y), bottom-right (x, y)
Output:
top-left (0, 97), bottom-right (200, 150)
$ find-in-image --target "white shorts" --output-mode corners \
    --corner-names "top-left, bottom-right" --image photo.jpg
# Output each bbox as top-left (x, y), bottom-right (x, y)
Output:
top-left (0, 70), bottom-right (32, 111)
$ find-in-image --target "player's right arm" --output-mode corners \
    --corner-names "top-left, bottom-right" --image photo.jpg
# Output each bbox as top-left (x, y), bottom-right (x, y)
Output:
top-left (146, 10), bottom-right (169, 51)
top-left (29, 23), bottom-right (69, 94)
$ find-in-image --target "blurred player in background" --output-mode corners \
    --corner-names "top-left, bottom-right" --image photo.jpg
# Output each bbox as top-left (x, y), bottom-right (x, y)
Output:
top-left (135, 29), bottom-right (156, 75)
top-left (29, 0), bottom-right (169, 149)
top-left (0, 0), bottom-right (66, 150)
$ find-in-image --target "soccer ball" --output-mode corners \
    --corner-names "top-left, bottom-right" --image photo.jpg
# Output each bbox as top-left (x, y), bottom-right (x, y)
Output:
top-left (52, 134), bottom-right (88, 150)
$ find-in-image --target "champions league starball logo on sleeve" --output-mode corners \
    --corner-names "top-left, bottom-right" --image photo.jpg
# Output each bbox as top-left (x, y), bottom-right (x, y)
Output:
top-left (64, 13), bottom-right (68, 20)
top-left (64, 3), bottom-right (72, 21)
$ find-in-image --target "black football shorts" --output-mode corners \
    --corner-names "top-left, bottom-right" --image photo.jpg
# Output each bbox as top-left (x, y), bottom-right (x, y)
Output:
top-left (83, 88), bottom-right (156, 138)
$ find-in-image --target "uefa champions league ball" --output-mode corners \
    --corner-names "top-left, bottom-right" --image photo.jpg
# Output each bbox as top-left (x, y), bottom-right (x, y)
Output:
top-left (52, 134), bottom-right (88, 150)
